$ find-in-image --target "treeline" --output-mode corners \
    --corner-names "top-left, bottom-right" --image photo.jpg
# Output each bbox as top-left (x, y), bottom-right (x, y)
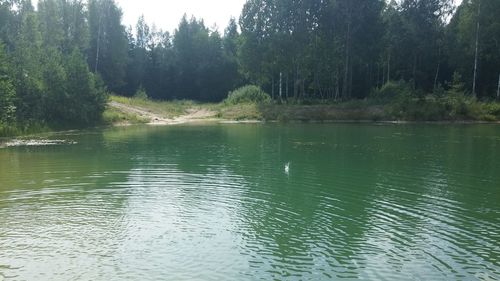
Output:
top-left (238, 0), bottom-right (499, 100)
top-left (0, 0), bottom-right (242, 131)
top-left (119, 0), bottom-right (500, 101)
top-left (0, 0), bottom-right (499, 129)
top-left (0, 0), bottom-right (108, 128)
top-left (121, 15), bottom-right (240, 101)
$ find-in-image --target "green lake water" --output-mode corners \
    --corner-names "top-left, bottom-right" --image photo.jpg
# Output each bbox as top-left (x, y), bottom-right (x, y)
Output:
top-left (0, 123), bottom-right (499, 280)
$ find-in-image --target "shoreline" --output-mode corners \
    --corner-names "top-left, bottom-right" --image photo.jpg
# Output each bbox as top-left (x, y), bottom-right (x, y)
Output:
top-left (2, 97), bottom-right (499, 139)
top-left (2, 118), bottom-right (499, 144)
top-left (116, 118), bottom-right (500, 126)
top-left (106, 96), bottom-right (500, 126)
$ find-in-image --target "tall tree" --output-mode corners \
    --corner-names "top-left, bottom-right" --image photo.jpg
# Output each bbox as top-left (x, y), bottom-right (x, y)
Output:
top-left (447, 0), bottom-right (500, 97)
top-left (13, 2), bottom-right (45, 121)
top-left (239, 0), bottom-right (274, 87)
top-left (122, 16), bottom-right (150, 96)
top-left (0, 42), bottom-right (16, 124)
top-left (88, 0), bottom-right (127, 93)
top-left (143, 26), bottom-right (174, 99)
top-left (395, 0), bottom-right (452, 90)
top-left (64, 49), bottom-right (107, 124)
top-left (223, 18), bottom-right (242, 91)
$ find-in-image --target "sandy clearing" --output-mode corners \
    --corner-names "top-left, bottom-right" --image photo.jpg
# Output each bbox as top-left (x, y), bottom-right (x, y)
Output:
top-left (109, 101), bottom-right (217, 125)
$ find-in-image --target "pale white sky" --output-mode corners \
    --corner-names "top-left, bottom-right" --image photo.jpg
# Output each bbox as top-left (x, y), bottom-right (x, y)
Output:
top-left (116, 0), bottom-right (247, 33)
top-left (32, 0), bottom-right (463, 33)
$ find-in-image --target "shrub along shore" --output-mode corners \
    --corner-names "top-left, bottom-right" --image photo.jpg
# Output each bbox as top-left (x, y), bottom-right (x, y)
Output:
top-left (2, 83), bottom-right (499, 138)
top-left (104, 84), bottom-right (500, 127)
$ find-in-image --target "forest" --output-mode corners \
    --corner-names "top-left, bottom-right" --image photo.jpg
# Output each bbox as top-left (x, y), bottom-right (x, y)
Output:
top-left (0, 0), bottom-right (499, 130)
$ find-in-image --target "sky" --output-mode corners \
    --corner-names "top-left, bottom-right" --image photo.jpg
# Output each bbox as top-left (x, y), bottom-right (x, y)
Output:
top-left (116, 0), bottom-right (247, 33)
top-left (31, 0), bottom-right (463, 33)
top-left (117, 0), bottom-right (462, 32)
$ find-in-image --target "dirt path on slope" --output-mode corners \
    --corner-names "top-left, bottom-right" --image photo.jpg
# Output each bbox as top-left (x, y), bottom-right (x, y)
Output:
top-left (109, 101), bottom-right (217, 125)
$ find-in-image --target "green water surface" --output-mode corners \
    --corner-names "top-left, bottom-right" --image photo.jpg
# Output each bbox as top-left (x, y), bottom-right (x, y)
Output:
top-left (0, 123), bottom-right (499, 280)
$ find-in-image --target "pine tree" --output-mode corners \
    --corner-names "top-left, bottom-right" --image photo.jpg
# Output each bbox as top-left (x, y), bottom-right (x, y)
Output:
top-left (13, 5), bottom-right (45, 122)
top-left (0, 42), bottom-right (16, 124)
top-left (65, 49), bottom-right (108, 124)
top-left (88, 0), bottom-right (128, 93)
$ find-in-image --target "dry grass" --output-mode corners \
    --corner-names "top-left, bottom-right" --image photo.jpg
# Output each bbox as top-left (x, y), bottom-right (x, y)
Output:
top-left (215, 103), bottom-right (264, 120)
top-left (108, 95), bottom-right (500, 124)
top-left (110, 95), bottom-right (196, 119)
top-left (107, 95), bottom-right (392, 124)
top-left (102, 106), bottom-right (149, 125)
top-left (259, 104), bottom-right (388, 122)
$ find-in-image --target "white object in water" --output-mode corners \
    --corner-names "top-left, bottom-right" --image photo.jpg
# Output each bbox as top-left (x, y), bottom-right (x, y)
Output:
top-left (285, 162), bottom-right (290, 174)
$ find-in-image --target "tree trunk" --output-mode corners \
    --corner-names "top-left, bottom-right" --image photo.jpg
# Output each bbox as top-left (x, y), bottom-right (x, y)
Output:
top-left (293, 65), bottom-right (299, 99)
top-left (497, 73), bottom-right (500, 99)
top-left (314, 70), bottom-right (318, 99)
top-left (349, 63), bottom-right (353, 98)
top-left (335, 69), bottom-right (340, 100)
top-left (382, 63), bottom-right (385, 86)
top-left (434, 61), bottom-right (440, 90)
top-left (272, 75), bottom-right (275, 99)
top-left (367, 63), bottom-right (372, 90)
top-left (413, 54), bottom-right (417, 89)
top-left (342, 6), bottom-right (351, 100)
top-left (95, 12), bottom-right (103, 73)
top-left (279, 71), bottom-right (282, 99)
top-left (286, 73), bottom-right (289, 100)
top-left (472, 0), bottom-right (481, 96)
top-left (377, 63), bottom-right (380, 88)
top-left (434, 47), bottom-right (441, 90)
top-left (387, 51), bottom-right (391, 83)
top-left (330, 72), bottom-right (334, 99)
top-left (301, 77), bottom-right (305, 99)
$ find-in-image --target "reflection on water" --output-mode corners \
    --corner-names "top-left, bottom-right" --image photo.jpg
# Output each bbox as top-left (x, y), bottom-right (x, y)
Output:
top-left (0, 124), bottom-right (499, 280)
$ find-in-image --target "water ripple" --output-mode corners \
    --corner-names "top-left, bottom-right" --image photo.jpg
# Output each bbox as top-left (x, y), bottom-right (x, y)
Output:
top-left (0, 124), bottom-right (499, 280)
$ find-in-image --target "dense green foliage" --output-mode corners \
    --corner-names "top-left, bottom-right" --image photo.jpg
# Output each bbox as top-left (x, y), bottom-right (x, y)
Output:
top-left (371, 81), bottom-right (414, 101)
top-left (0, 43), bottom-right (15, 125)
top-left (224, 85), bottom-right (271, 105)
top-left (238, 0), bottom-right (499, 100)
top-left (0, 0), bottom-right (107, 133)
top-left (87, 0), bottom-right (128, 93)
top-left (114, 0), bottom-right (498, 116)
top-left (386, 73), bottom-right (500, 121)
top-left (0, 0), bottom-right (499, 133)
top-left (121, 15), bottom-right (240, 102)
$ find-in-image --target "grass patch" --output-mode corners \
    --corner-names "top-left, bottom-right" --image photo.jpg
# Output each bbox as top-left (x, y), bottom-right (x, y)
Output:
top-left (259, 101), bottom-right (388, 122)
top-left (390, 94), bottom-right (500, 121)
top-left (101, 106), bottom-right (149, 125)
top-left (110, 95), bottom-right (196, 119)
top-left (0, 122), bottom-right (51, 138)
top-left (215, 103), bottom-right (264, 120)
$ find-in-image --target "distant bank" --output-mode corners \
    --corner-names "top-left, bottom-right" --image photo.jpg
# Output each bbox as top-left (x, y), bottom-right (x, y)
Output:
top-left (2, 94), bottom-right (499, 138)
top-left (105, 95), bottom-right (500, 126)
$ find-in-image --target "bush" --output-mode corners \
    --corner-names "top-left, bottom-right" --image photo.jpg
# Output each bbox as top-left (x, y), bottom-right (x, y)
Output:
top-left (389, 92), bottom-right (499, 121)
top-left (371, 80), bottom-right (414, 101)
top-left (0, 123), bottom-right (19, 137)
top-left (447, 72), bottom-right (467, 96)
top-left (224, 85), bottom-right (271, 105)
top-left (64, 51), bottom-right (108, 125)
top-left (0, 43), bottom-right (16, 124)
top-left (0, 79), bottom-right (16, 124)
top-left (0, 121), bottom-right (49, 137)
top-left (375, 74), bottom-right (499, 121)
top-left (390, 95), bottom-right (444, 121)
top-left (134, 86), bottom-right (148, 100)
top-left (484, 103), bottom-right (500, 119)
top-left (444, 94), bottom-right (471, 118)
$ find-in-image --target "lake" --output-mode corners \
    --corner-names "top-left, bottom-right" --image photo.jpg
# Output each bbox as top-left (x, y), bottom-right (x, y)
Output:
top-left (0, 123), bottom-right (499, 280)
